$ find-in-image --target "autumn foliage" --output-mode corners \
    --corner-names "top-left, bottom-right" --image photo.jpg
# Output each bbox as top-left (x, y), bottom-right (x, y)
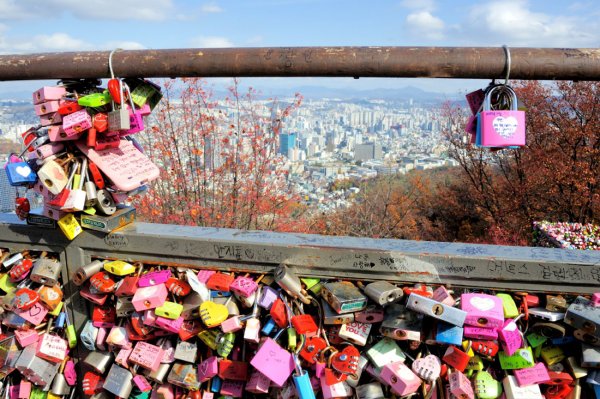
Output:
top-left (134, 78), bottom-right (305, 231)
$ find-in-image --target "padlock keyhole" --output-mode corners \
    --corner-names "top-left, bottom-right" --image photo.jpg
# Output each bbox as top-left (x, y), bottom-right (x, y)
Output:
top-left (45, 179), bottom-right (54, 187)
top-left (478, 317), bottom-right (489, 325)
top-left (386, 293), bottom-right (396, 302)
top-left (432, 304), bottom-right (444, 316)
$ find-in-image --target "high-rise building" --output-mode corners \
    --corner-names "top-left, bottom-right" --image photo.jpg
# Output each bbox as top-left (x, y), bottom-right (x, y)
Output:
top-left (279, 133), bottom-right (297, 157)
top-left (354, 142), bottom-right (383, 162)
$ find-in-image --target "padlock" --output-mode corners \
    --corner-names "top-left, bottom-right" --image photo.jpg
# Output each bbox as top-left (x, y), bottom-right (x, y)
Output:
top-left (33, 86), bottom-right (66, 104)
top-left (127, 78), bottom-right (163, 109)
top-left (35, 142), bottom-right (64, 160)
top-left (205, 272), bottom-right (234, 292)
top-left (381, 360), bottom-right (422, 396)
top-left (174, 340), bottom-right (197, 363)
top-left (274, 264), bottom-right (311, 304)
top-left (461, 293), bottom-right (504, 328)
top-left (14, 345), bottom-right (60, 387)
top-left (244, 316), bottom-right (261, 343)
top-left (246, 368), bottom-right (271, 394)
top-left (130, 341), bottom-right (164, 371)
top-left (471, 340), bottom-right (499, 357)
top-left (320, 378), bottom-right (352, 399)
top-left (90, 271), bottom-right (117, 293)
top-left (473, 370), bottom-right (502, 399)
top-left (36, 330), bottom-right (68, 363)
top-left (442, 345), bottom-right (470, 372)
top-left (218, 359), bottom-right (248, 381)
top-left (346, 356), bottom-right (369, 387)
top-left (57, 99), bottom-right (82, 116)
top-left (258, 285), bottom-right (279, 309)
top-left (166, 277), bottom-right (191, 297)
top-left (407, 293), bottom-right (467, 327)
top-left (82, 371), bottom-right (103, 396)
top-left (15, 328), bottom-right (39, 347)
top-left (514, 362), bottom-right (551, 386)
top-left (103, 364), bottom-right (134, 398)
top-left (477, 84), bottom-right (526, 147)
top-left (230, 274), bottom-right (259, 298)
top-left (8, 258), bottom-right (33, 282)
top-left (366, 337), bottom-right (406, 369)
top-left (503, 375), bottom-right (543, 399)
top-left (51, 369), bottom-right (71, 396)
top-left (355, 382), bottom-right (385, 399)
top-left (498, 346), bottom-right (535, 369)
top-left (132, 283), bottom-right (169, 311)
top-left (291, 313), bottom-right (318, 334)
top-left (200, 299), bottom-right (229, 327)
top-left (540, 346), bottom-right (566, 366)
top-left (181, 292), bottom-right (203, 320)
top-left (411, 354), bottom-right (441, 382)
top-left (321, 281), bottom-right (367, 314)
top-left (12, 285), bottom-right (40, 311)
top-left (464, 326), bottom-right (499, 340)
top-left (5, 157), bottom-right (37, 186)
top-left (167, 362), bottom-right (200, 390)
top-left (57, 213), bottom-right (82, 240)
top-left (565, 296), bottom-right (600, 337)
top-left (499, 318), bottom-right (523, 356)
top-left (62, 108), bottom-right (92, 136)
top-left (34, 100), bottom-right (61, 116)
top-left (497, 293), bottom-right (520, 318)
top-left (103, 259), bottom-right (136, 276)
top-left (355, 305), bottom-right (385, 324)
top-left (139, 269), bottom-right (172, 287)
top-left (108, 80), bottom-right (131, 131)
top-left (360, 281), bottom-right (403, 305)
top-left (122, 91), bottom-right (146, 135)
top-left (433, 285), bottom-right (456, 306)
top-left (448, 369), bottom-right (475, 399)
top-left (95, 188), bottom-right (117, 215)
top-left (546, 295), bottom-right (568, 312)
top-left (250, 337), bottom-right (295, 387)
top-left (322, 298), bottom-right (354, 325)
top-left (144, 362), bottom-right (171, 384)
top-left (30, 258), bottom-right (61, 286)
top-left (339, 321), bottom-right (371, 346)
top-left (155, 301), bottom-right (183, 319)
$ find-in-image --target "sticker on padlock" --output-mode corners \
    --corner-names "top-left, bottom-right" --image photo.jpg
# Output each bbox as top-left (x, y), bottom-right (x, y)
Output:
top-left (250, 337), bottom-right (295, 387)
top-left (339, 321), bottom-right (371, 346)
top-left (461, 293), bottom-right (504, 328)
top-left (321, 281), bottom-right (367, 314)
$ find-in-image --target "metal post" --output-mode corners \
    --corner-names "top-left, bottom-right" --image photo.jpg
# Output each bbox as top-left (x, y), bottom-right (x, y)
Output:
top-left (0, 47), bottom-right (600, 81)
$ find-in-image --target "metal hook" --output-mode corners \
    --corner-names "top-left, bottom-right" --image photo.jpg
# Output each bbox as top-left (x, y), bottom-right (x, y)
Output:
top-left (503, 45), bottom-right (511, 85)
top-left (108, 48), bottom-right (123, 79)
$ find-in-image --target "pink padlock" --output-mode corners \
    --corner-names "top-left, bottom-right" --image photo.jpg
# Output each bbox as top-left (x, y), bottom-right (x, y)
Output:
top-left (221, 316), bottom-right (244, 333)
top-left (33, 86), bottom-right (66, 104)
top-left (155, 315), bottom-right (184, 333)
top-left (64, 360), bottom-right (77, 385)
top-left (246, 369), bottom-right (271, 394)
top-left (498, 318), bottom-right (523, 356)
top-left (250, 337), bottom-right (295, 387)
top-left (34, 100), bottom-right (61, 116)
top-left (143, 310), bottom-right (159, 327)
top-left (197, 270), bottom-right (216, 284)
top-left (18, 380), bottom-right (31, 399)
top-left (461, 293), bottom-right (504, 329)
top-left (115, 346), bottom-right (133, 368)
top-left (62, 109), bottom-right (92, 136)
top-left (36, 333), bottom-right (68, 363)
top-left (48, 125), bottom-right (83, 142)
top-left (320, 378), bottom-right (352, 399)
top-left (381, 360), bottom-right (422, 396)
top-left (464, 326), bottom-right (498, 341)
top-left (80, 284), bottom-right (109, 305)
top-left (258, 286), bottom-right (278, 309)
top-left (230, 276), bottom-right (258, 298)
top-left (433, 286), bottom-right (456, 306)
top-left (39, 111), bottom-right (62, 126)
top-left (106, 324), bottom-right (130, 349)
top-left (133, 375), bottom-right (153, 392)
top-left (132, 283), bottom-right (168, 311)
top-left (592, 293), bottom-right (600, 306)
top-left (139, 270), bottom-right (172, 287)
top-left (220, 380), bottom-right (244, 397)
top-left (14, 302), bottom-right (48, 325)
top-left (198, 356), bottom-right (219, 382)
top-left (121, 107), bottom-right (145, 136)
top-left (513, 362), bottom-right (550, 386)
top-left (449, 370), bottom-right (474, 399)
top-left (152, 384), bottom-right (174, 399)
top-left (36, 142), bottom-right (64, 160)
top-left (129, 341), bottom-right (164, 372)
top-left (14, 329), bottom-right (39, 347)
top-left (139, 103), bottom-right (152, 116)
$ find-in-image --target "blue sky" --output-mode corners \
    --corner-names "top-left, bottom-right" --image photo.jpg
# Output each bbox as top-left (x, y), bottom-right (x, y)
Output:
top-left (0, 0), bottom-right (599, 96)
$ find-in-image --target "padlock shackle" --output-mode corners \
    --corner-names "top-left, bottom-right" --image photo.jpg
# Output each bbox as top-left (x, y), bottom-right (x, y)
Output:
top-left (483, 84), bottom-right (518, 112)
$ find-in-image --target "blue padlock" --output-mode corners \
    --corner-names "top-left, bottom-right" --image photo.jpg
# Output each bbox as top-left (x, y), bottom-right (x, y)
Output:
top-left (210, 376), bottom-right (222, 393)
top-left (261, 317), bottom-right (277, 336)
top-left (436, 322), bottom-right (464, 346)
top-left (293, 355), bottom-right (316, 399)
top-left (551, 335), bottom-right (576, 345)
top-left (55, 311), bottom-right (66, 329)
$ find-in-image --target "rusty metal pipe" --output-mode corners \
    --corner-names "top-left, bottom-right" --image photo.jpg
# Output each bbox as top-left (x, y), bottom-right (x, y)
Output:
top-left (0, 47), bottom-right (600, 81)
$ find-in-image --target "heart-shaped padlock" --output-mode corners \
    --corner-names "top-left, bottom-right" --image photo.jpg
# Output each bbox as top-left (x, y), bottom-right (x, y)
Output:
top-left (331, 345), bottom-right (360, 377)
top-left (166, 277), bottom-right (191, 297)
top-left (217, 332), bottom-right (236, 358)
top-left (299, 336), bottom-right (327, 364)
top-left (411, 354), bottom-right (442, 382)
top-left (200, 301), bottom-right (229, 327)
top-left (474, 370), bottom-right (502, 399)
top-left (324, 367), bottom-right (347, 385)
top-left (15, 197), bottom-right (30, 220)
top-left (90, 271), bottom-right (117, 293)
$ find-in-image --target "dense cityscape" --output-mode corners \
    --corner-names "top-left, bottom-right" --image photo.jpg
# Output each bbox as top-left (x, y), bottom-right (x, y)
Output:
top-left (0, 93), bottom-right (456, 213)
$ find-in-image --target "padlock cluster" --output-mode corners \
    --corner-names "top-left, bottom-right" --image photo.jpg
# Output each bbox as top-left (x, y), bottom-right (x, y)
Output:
top-left (464, 83), bottom-right (526, 148)
top-left (0, 249), bottom-right (76, 398)
top-left (5, 78), bottom-right (163, 239)
top-left (72, 259), bottom-right (600, 398)
top-left (534, 221), bottom-right (600, 250)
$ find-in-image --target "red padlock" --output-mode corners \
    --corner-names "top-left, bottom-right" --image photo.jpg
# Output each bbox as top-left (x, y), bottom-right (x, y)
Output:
top-left (291, 314), bottom-right (319, 334)
top-left (9, 259), bottom-right (33, 281)
top-left (13, 287), bottom-right (40, 311)
top-left (86, 127), bottom-right (97, 148)
top-left (108, 78), bottom-right (125, 104)
top-left (545, 371), bottom-right (574, 385)
top-left (90, 271), bottom-right (117, 293)
top-left (179, 319), bottom-right (204, 341)
top-left (270, 298), bottom-right (288, 328)
top-left (93, 113), bottom-right (108, 132)
top-left (92, 305), bottom-right (116, 328)
top-left (166, 277), bottom-right (191, 297)
top-left (82, 371), bottom-right (103, 395)
top-left (442, 345), bottom-right (470, 372)
top-left (403, 284), bottom-right (433, 298)
top-left (15, 198), bottom-right (30, 220)
top-left (88, 161), bottom-right (105, 189)
top-left (57, 101), bottom-right (82, 116)
top-left (299, 336), bottom-right (327, 364)
top-left (544, 384), bottom-right (574, 399)
top-left (206, 273), bottom-right (234, 292)
top-left (471, 340), bottom-right (499, 357)
top-left (218, 360), bottom-right (248, 381)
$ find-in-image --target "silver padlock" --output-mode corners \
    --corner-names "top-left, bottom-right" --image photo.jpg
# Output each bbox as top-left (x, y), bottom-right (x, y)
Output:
top-left (181, 292), bottom-right (203, 320)
top-left (103, 364), bottom-right (133, 398)
top-left (274, 264), bottom-right (311, 304)
top-left (321, 281), bottom-right (367, 314)
top-left (84, 166), bottom-right (98, 207)
top-left (167, 362), bottom-right (200, 390)
top-left (108, 79), bottom-right (131, 131)
top-left (380, 315), bottom-right (423, 341)
top-left (322, 299), bottom-right (354, 325)
top-left (14, 345), bottom-right (60, 387)
top-left (83, 351), bottom-right (114, 374)
top-left (346, 355), bottom-right (369, 387)
top-left (406, 293), bottom-right (467, 327)
top-left (565, 296), bottom-right (600, 338)
top-left (51, 372), bottom-right (71, 396)
top-left (73, 260), bottom-right (106, 286)
top-left (116, 296), bottom-right (135, 317)
top-left (174, 340), bottom-right (198, 363)
top-left (30, 258), bottom-right (62, 286)
top-left (144, 362), bottom-right (171, 383)
top-left (95, 189), bottom-right (116, 216)
top-left (356, 382), bottom-right (385, 399)
top-left (582, 344), bottom-right (600, 368)
top-left (360, 281), bottom-right (404, 306)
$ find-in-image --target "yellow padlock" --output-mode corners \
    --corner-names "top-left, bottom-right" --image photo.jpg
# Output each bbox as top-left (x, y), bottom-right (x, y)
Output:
top-left (199, 301), bottom-right (228, 328)
top-left (49, 301), bottom-right (64, 317)
top-left (461, 340), bottom-right (475, 357)
top-left (197, 329), bottom-right (219, 350)
top-left (155, 301), bottom-right (183, 320)
top-left (541, 346), bottom-right (565, 366)
top-left (58, 213), bottom-right (82, 240)
top-left (0, 273), bottom-right (17, 293)
top-left (104, 260), bottom-right (136, 276)
top-left (496, 293), bottom-right (520, 318)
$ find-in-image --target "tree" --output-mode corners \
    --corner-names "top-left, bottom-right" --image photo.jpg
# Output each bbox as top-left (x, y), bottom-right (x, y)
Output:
top-left (134, 78), bottom-right (305, 231)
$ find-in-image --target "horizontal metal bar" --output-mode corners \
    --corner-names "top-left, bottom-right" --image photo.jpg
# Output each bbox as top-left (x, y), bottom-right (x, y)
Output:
top-left (1, 214), bottom-right (598, 295)
top-left (1, 47), bottom-right (600, 81)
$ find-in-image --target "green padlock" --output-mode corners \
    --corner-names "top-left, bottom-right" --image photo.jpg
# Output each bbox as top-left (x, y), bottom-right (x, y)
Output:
top-left (155, 301), bottom-right (183, 320)
top-left (127, 79), bottom-right (163, 109)
top-left (466, 355), bottom-right (484, 371)
top-left (526, 332), bottom-right (548, 348)
top-left (496, 293), bottom-right (519, 318)
top-left (498, 347), bottom-right (535, 370)
top-left (301, 277), bottom-right (320, 291)
top-left (129, 387), bottom-right (151, 399)
top-left (474, 370), bottom-right (503, 399)
top-left (78, 90), bottom-right (111, 107)
top-left (217, 332), bottom-right (235, 358)
top-left (197, 329), bottom-right (219, 350)
top-left (287, 327), bottom-right (297, 351)
top-left (366, 337), bottom-right (406, 369)
top-left (30, 387), bottom-right (48, 399)
top-left (0, 273), bottom-right (17, 293)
